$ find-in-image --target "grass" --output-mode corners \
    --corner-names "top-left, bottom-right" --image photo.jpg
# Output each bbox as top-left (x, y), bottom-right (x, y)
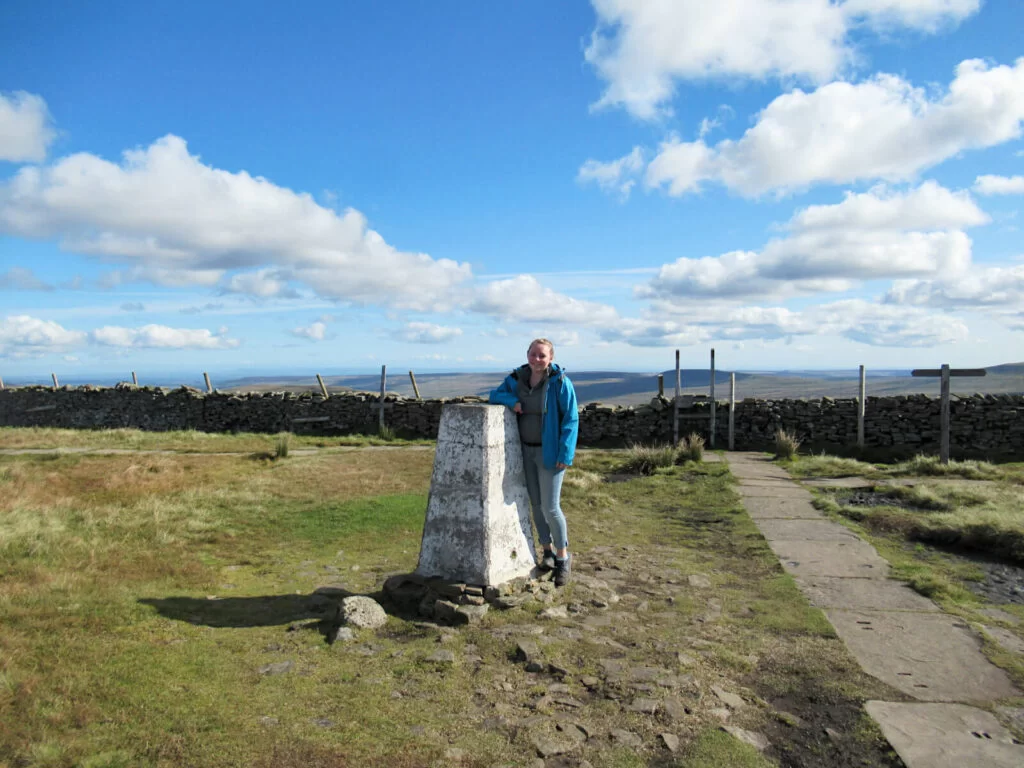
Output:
top-left (1, 435), bottom-right (910, 767)
top-left (677, 432), bottom-right (706, 463)
top-left (618, 442), bottom-right (677, 475)
top-left (0, 426), bottom-right (432, 453)
top-left (773, 429), bottom-right (801, 460)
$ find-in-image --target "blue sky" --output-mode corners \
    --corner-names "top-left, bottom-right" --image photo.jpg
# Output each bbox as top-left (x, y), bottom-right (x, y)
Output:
top-left (1, 0), bottom-right (1022, 383)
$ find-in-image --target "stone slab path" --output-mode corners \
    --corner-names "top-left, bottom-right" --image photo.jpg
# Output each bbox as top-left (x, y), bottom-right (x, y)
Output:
top-left (726, 452), bottom-right (1024, 768)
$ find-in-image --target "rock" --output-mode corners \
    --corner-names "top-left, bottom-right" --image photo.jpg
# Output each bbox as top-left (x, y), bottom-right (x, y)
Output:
top-left (531, 734), bottom-right (579, 758)
top-left (425, 649), bottom-right (456, 664)
top-left (711, 685), bottom-right (745, 710)
top-left (540, 605), bottom-right (569, 620)
top-left (339, 596), bottom-right (387, 629)
top-left (493, 594), bottom-right (531, 610)
top-left (676, 652), bottom-right (697, 666)
top-left (455, 604), bottom-right (489, 624)
top-left (708, 708), bottom-right (731, 722)
top-left (660, 732), bottom-right (680, 752)
top-left (257, 660), bottom-right (294, 676)
top-left (722, 726), bottom-right (770, 752)
top-left (662, 698), bottom-right (690, 721)
top-left (432, 599), bottom-right (459, 622)
top-left (515, 639), bottom-right (543, 666)
top-left (328, 626), bottom-right (355, 644)
top-left (609, 729), bottom-right (642, 748)
top-left (626, 698), bottom-right (659, 714)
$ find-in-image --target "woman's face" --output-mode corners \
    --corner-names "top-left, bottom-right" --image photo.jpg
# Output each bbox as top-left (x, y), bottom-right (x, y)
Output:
top-left (527, 342), bottom-right (553, 373)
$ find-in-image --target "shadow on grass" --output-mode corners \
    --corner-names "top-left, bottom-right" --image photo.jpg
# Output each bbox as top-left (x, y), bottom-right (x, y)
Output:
top-left (138, 586), bottom-right (363, 628)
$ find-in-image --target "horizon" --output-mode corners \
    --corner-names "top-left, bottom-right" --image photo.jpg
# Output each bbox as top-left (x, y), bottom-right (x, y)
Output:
top-left (1, 2), bottom-right (1022, 376)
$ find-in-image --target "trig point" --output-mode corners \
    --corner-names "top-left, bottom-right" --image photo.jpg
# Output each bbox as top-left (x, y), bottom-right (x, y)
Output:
top-left (415, 404), bottom-right (537, 586)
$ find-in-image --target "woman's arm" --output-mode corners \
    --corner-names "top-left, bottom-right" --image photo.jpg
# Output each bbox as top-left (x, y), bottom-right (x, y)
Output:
top-left (555, 377), bottom-right (579, 467)
top-left (489, 374), bottom-right (520, 410)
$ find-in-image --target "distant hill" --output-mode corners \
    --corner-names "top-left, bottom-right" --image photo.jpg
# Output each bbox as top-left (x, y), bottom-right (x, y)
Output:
top-left (221, 361), bottom-right (1024, 405)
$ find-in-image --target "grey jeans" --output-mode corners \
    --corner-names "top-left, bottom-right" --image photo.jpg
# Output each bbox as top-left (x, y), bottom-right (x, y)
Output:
top-left (521, 443), bottom-right (568, 551)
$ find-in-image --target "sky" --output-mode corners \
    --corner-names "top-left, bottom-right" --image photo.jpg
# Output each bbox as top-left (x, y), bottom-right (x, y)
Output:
top-left (1, 0), bottom-right (1022, 384)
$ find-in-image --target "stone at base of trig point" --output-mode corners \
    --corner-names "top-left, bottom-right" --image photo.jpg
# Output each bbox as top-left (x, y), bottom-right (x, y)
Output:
top-left (415, 403), bottom-right (537, 586)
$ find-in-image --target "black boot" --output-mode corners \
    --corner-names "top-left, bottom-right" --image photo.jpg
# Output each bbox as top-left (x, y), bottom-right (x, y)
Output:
top-left (553, 554), bottom-right (572, 587)
top-left (539, 550), bottom-right (556, 571)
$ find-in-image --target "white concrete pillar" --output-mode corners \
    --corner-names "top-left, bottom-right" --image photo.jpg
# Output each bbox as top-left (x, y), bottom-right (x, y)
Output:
top-left (415, 403), bottom-right (537, 586)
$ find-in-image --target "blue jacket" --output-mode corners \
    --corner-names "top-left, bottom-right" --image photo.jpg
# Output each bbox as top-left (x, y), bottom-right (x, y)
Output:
top-left (489, 362), bottom-right (579, 469)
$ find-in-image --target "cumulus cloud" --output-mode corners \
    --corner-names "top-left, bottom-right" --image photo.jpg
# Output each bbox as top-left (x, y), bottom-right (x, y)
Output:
top-left (601, 300), bottom-right (968, 348)
top-left (640, 59), bottom-right (1024, 196)
top-left (641, 183), bottom-right (983, 301)
top-left (394, 322), bottom-right (463, 344)
top-left (472, 275), bottom-right (620, 326)
top-left (90, 324), bottom-right (240, 349)
top-left (0, 315), bottom-right (86, 356)
top-left (291, 321), bottom-right (328, 341)
top-left (577, 147), bottom-right (644, 199)
top-left (0, 92), bottom-right (56, 163)
top-left (0, 134), bottom-right (472, 310)
top-left (974, 175), bottom-right (1024, 195)
top-left (585, 0), bottom-right (980, 119)
top-left (0, 266), bottom-right (53, 290)
top-left (885, 264), bottom-right (1024, 310)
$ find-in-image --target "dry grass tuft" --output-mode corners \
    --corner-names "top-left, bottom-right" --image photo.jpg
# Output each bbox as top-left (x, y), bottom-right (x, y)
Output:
top-left (774, 428), bottom-right (802, 460)
top-left (678, 432), bottom-right (706, 463)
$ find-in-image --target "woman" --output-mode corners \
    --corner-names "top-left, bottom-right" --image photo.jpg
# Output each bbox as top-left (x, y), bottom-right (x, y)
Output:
top-left (489, 338), bottom-right (579, 586)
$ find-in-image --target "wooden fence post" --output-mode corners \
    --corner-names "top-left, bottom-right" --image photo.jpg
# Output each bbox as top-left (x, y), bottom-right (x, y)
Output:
top-left (657, 374), bottom-right (664, 398)
top-left (728, 373), bottom-right (735, 451)
top-left (940, 364), bottom-right (950, 464)
top-left (673, 350), bottom-right (680, 448)
top-left (316, 373), bottom-right (330, 399)
top-left (379, 365), bottom-right (387, 428)
top-left (857, 365), bottom-right (865, 450)
top-left (203, 372), bottom-right (213, 393)
top-left (709, 348), bottom-right (716, 448)
top-left (409, 371), bottom-right (421, 400)
top-left (51, 373), bottom-right (59, 390)
top-left (131, 371), bottom-right (138, 386)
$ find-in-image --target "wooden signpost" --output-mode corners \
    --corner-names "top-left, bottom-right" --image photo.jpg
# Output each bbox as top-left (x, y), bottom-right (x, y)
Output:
top-left (910, 364), bottom-right (986, 464)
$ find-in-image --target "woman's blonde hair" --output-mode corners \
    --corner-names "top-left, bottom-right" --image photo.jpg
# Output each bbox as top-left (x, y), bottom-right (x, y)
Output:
top-left (528, 338), bottom-right (555, 357)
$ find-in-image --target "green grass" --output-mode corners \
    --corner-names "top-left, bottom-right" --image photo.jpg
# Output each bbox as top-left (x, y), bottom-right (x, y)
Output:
top-left (680, 729), bottom-right (775, 768)
top-left (0, 426), bottom-right (432, 453)
top-left (0, 437), bottom-right (908, 767)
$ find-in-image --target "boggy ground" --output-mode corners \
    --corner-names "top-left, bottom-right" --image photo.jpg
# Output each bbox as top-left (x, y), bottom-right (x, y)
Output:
top-left (0, 443), bottom-right (904, 767)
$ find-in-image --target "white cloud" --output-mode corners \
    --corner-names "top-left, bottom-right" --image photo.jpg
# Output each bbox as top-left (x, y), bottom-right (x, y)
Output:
top-left (0, 315), bottom-right (86, 356)
top-left (585, 0), bottom-right (980, 120)
top-left (974, 174), bottom-right (1024, 195)
top-left (90, 324), bottom-right (240, 349)
top-left (577, 146), bottom-right (644, 199)
top-left (223, 268), bottom-right (298, 298)
top-left (291, 321), bottom-right (327, 341)
top-left (0, 92), bottom-right (56, 163)
top-left (885, 264), bottom-right (1024, 310)
top-left (0, 134), bottom-right (472, 310)
top-left (476, 354), bottom-right (498, 362)
top-left (0, 266), bottom-right (53, 290)
top-left (394, 322), bottom-right (463, 344)
top-left (843, 0), bottom-right (981, 31)
top-left (642, 183), bottom-right (982, 301)
top-left (472, 275), bottom-right (620, 326)
top-left (643, 59), bottom-right (1024, 196)
top-left (601, 299), bottom-right (968, 348)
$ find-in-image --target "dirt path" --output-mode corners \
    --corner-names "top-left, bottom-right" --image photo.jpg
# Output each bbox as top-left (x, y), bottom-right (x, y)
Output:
top-left (726, 452), bottom-right (1024, 768)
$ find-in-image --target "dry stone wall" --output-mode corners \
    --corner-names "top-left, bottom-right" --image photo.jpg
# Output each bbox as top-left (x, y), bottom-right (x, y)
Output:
top-left (1, 385), bottom-right (1021, 458)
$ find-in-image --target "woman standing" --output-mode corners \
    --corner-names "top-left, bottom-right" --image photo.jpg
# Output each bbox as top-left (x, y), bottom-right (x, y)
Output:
top-left (489, 338), bottom-right (579, 586)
